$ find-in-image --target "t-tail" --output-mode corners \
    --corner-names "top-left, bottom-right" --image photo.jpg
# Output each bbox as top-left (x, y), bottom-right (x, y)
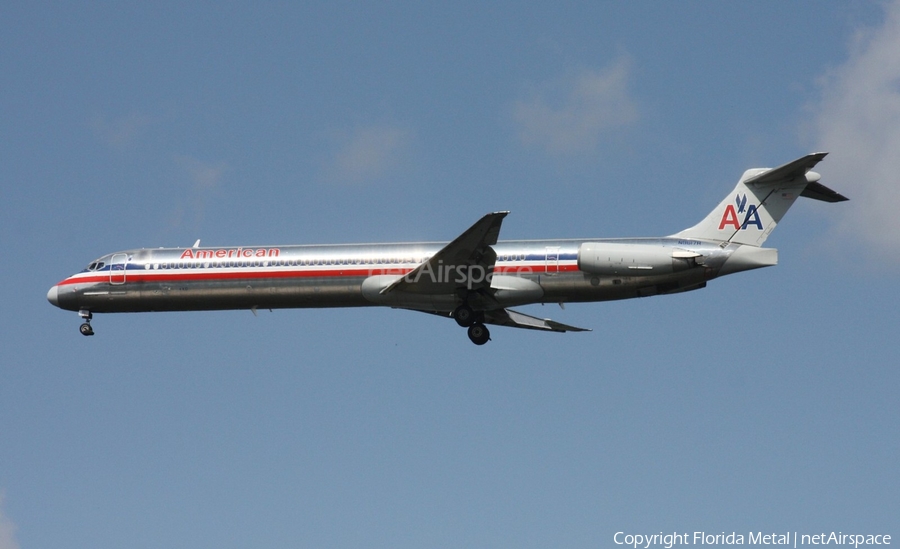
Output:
top-left (673, 152), bottom-right (848, 247)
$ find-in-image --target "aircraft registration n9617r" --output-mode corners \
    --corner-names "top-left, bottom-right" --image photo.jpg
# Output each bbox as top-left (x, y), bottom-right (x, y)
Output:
top-left (48, 153), bottom-right (847, 345)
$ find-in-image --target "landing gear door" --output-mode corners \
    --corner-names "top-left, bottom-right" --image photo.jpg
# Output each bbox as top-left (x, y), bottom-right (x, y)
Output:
top-left (109, 253), bottom-right (128, 285)
top-left (545, 246), bottom-right (560, 275)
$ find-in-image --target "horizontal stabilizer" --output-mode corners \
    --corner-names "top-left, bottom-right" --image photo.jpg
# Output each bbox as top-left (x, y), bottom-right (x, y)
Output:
top-left (800, 181), bottom-right (849, 203)
top-left (744, 152), bottom-right (828, 186)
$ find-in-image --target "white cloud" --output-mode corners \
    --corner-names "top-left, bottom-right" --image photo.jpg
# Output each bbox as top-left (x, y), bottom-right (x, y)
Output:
top-left (176, 155), bottom-right (228, 190)
top-left (512, 57), bottom-right (638, 155)
top-left (327, 125), bottom-right (412, 184)
top-left (812, 0), bottom-right (900, 255)
top-left (166, 156), bottom-right (228, 231)
top-left (0, 495), bottom-right (21, 549)
top-left (90, 111), bottom-right (153, 148)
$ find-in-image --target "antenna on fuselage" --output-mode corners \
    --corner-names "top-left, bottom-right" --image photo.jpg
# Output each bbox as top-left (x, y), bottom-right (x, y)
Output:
top-left (192, 239), bottom-right (201, 248)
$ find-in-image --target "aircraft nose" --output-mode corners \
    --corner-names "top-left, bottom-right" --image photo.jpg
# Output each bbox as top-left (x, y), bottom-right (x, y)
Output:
top-left (47, 285), bottom-right (60, 307)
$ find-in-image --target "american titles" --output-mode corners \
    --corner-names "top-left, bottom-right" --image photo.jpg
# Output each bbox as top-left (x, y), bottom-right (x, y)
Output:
top-left (180, 248), bottom-right (281, 260)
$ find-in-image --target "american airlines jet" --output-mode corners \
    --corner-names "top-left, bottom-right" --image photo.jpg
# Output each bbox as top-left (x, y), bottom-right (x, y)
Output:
top-left (48, 153), bottom-right (846, 345)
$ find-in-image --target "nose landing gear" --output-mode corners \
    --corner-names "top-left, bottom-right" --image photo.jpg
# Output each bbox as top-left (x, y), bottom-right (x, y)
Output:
top-left (78, 309), bottom-right (94, 336)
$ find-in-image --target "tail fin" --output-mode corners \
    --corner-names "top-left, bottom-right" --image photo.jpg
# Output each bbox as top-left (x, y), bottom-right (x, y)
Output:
top-left (673, 152), bottom-right (847, 246)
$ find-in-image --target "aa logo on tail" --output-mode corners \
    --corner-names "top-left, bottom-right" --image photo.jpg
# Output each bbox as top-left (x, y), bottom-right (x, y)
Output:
top-left (719, 193), bottom-right (763, 231)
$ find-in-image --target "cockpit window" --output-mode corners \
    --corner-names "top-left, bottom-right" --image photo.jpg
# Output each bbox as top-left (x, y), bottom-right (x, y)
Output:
top-left (86, 261), bottom-right (106, 271)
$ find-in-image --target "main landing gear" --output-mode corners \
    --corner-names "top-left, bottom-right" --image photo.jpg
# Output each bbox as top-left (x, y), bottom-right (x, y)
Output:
top-left (78, 309), bottom-right (94, 336)
top-left (466, 323), bottom-right (490, 345)
top-left (453, 304), bottom-right (490, 345)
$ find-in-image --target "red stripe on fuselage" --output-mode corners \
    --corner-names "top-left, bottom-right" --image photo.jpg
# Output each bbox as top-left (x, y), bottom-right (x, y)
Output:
top-left (56, 263), bottom-right (581, 287)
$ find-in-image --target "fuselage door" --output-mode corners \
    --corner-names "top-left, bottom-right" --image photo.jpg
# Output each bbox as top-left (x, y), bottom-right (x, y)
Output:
top-left (109, 253), bottom-right (128, 285)
top-left (545, 246), bottom-right (560, 275)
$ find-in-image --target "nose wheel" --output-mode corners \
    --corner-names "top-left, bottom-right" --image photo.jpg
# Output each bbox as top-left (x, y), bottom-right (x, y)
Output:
top-left (78, 309), bottom-right (94, 336)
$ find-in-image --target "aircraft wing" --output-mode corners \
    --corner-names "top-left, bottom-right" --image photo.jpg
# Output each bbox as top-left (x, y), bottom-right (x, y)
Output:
top-left (417, 307), bottom-right (591, 333)
top-left (483, 308), bottom-right (591, 333)
top-left (381, 211), bottom-right (509, 295)
top-left (382, 211), bottom-right (590, 334)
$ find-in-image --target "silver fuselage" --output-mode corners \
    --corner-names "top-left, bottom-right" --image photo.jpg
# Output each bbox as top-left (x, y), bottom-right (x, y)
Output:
top-left (48, 237), bottom-right (767, 315)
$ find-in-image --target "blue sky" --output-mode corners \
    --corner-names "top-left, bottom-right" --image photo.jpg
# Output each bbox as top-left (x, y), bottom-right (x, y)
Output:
top-left (2, 2), bottom-right (898, 548)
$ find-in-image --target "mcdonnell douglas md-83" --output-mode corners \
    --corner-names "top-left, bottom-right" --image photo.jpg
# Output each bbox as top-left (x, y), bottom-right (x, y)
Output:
top-left (48, 153), bottom-right (847, 345)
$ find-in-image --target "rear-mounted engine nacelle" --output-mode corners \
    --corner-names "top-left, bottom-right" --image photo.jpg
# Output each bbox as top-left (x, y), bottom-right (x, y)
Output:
top-left (577, 242), bottom-right (698, 276)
